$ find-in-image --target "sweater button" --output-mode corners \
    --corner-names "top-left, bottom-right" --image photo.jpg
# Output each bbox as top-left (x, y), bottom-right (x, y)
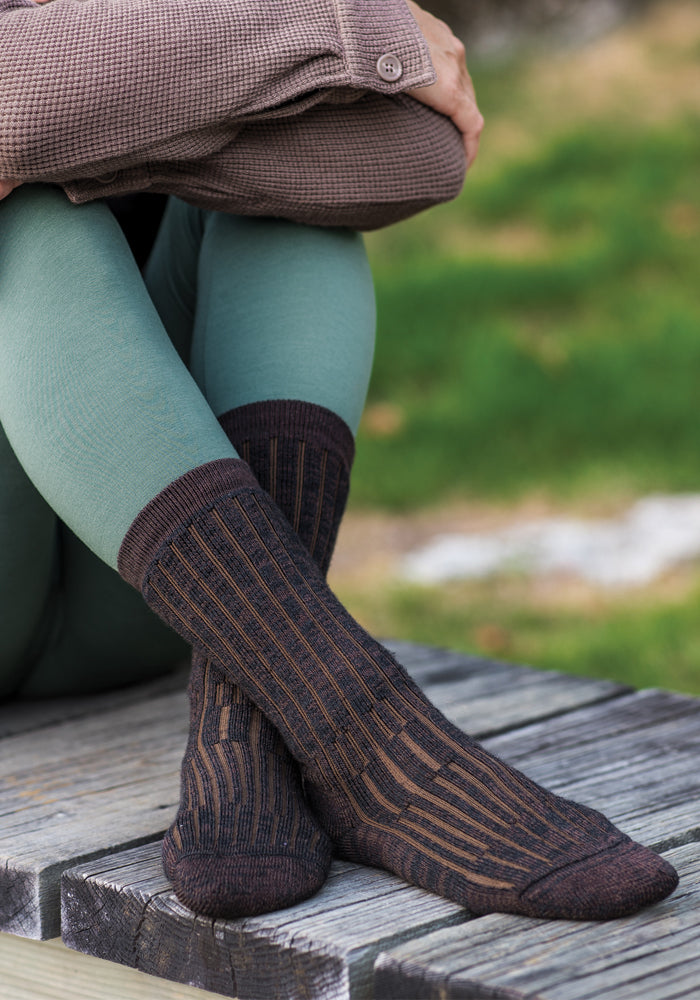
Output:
top-left (376, 53), bottom-right (403, 82)
top-left (96, 171), bottom-right (118, 184)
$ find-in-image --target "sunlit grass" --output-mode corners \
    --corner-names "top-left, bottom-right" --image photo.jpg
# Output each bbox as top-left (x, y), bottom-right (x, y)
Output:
top-left (336, 575), bottom-right (700, 696)
top-left (355, 123), bottom-right (700, 509)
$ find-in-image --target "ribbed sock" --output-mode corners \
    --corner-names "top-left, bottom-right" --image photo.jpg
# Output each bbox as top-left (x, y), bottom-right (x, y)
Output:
top-left (162, 403), bottom-right (354, 917)
top-left (220, 400), bottom-right (354, 577)
top-left (122, 460), bottom-right (678, 921)
top-left (163, 651), bottom-right (330, 916)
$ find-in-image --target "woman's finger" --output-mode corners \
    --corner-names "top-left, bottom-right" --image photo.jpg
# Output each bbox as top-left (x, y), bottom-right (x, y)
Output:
top-left (406, 1), bottom-right (484, 167)
top-left (0, 179), bottom-right (20, 201)
top-left (451, 97), bottom-right (484, 167)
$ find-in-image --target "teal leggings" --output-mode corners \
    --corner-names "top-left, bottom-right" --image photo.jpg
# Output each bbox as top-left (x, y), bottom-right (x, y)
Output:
top-left (0, 185), bottom-right (375, 697)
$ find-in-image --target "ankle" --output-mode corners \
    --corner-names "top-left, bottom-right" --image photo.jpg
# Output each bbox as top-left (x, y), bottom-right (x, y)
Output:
top-left (118, 458), bottom-right (260, 590)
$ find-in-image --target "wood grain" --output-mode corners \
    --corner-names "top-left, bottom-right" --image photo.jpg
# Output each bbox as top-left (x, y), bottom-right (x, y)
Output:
top-left (0, 687), bottom-right (189, 938)
top-left (61, 844), bottom-right (466, 1000)
top-left (0, 934), bottom-right (226, 1000)
top-left (0, 665), bottom-right (189, 740)
top-left (387, 641), bottom-right (630, 738)
top-left (59, 683), bottom-right (700, 999)
top-left (374, 842), bottom-right (699, 1000)
top-left (482, 689), bottom-right (700, 850)
top-left (63, 692), bottom-right (700, 1000)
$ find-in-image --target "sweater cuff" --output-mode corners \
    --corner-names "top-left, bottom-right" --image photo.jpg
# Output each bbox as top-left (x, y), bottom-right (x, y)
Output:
top-left (337, 0), bottom-right (436, 93)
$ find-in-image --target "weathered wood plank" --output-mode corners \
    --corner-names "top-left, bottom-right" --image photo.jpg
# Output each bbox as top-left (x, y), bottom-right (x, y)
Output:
top-left (0, 933), bottom-right (230, 1000)
top-left (0, 687), bottom-right (189, 939)
top-left (426, 668), bottom-right (629, 739)
top-left (374, 842), bottom-right (700, 1000)
top-left (61, 843), bottom-right (467, 1000)
top-left (60, 685), bottom-right (700, 1000)
top-left (0, 642), bottom-right (626, 939)
top-left (481, 689), bottom-right (700, 850)
top-left (387, 641), bottom-right (630, 737)
top-left (0, 665), bottom-right (189, 739)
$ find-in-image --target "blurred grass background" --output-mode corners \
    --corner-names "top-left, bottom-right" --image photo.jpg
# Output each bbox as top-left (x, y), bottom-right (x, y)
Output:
top-left (329, 0), bottom-right (700, 695)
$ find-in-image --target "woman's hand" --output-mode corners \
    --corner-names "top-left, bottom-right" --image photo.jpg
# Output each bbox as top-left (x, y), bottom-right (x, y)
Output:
top-left (0, 179), bottom-right (20, 201)
top-left (406, 1), bottom-right (484, 169)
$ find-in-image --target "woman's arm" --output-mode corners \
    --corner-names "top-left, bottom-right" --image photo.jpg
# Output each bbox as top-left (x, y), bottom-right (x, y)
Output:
top-left (0, 0), bottom-right (435, 179)
top-left (1, 0), bottom-right (482, 226)
top-left (64, 92), bottom-right (467, 230)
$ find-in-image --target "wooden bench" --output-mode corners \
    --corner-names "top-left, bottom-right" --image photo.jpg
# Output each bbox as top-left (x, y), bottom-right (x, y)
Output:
top-left (1, 641), bottom-right (698, 999)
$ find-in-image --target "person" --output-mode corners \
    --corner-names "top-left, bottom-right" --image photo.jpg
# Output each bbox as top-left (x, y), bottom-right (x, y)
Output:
top-left (0, 0), bottom-right (678, 922)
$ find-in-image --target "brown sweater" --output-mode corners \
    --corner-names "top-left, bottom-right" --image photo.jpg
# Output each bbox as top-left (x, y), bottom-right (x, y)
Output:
top-left (0, 0), bottom-right (466, 228)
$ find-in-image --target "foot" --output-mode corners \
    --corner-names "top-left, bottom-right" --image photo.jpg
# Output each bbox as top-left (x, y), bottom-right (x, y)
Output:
top-left (162, 655), bottom-right (331, 918)
top-left (132, 466), bottom-right (678, 921)
top-left (303, 685), bottom-right (677, 919)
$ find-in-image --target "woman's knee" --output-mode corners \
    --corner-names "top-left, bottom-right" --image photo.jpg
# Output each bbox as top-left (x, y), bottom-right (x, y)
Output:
top-left (201, 214), bottom-right (374, 320)
top-left (1, 183), bottom-right (110, 245)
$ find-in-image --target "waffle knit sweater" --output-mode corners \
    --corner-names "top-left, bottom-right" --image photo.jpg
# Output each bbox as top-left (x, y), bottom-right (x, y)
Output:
top-left (0, 0), bottom-right (466, 228)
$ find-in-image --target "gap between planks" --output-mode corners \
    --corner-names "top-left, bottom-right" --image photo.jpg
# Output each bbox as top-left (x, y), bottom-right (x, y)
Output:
top-left (0, 933), bottom-right (228, 1000)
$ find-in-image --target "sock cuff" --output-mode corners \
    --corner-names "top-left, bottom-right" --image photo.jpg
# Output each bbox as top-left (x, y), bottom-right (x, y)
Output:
top-left (218, 400), bottom-right (355, 469)
top-left (117, 458), bottom-right (260, 589)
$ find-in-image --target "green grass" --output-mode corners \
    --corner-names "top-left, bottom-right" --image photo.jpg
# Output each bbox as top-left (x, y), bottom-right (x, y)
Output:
top-left (354, 121), bottom-right (700, 509)
top-left (337, 578), bottom-right (700, 696)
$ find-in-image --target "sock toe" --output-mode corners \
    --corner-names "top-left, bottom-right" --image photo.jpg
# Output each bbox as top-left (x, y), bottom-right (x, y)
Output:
top-left (519, 840), bottom-right (679, 920)
top-left (167, 853), bottom-right (329, 918)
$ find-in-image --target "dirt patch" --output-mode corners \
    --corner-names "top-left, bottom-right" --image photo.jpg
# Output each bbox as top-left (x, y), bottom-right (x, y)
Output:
top-left (329, 492), bottom-right (700, 613)
top-left (329, 493), bottom-right (628, 589)
top-left (531, 2), bottom-right (700, 121)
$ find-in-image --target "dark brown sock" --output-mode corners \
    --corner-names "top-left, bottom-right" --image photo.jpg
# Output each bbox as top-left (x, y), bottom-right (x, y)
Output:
top-left (162, 403), bottom-right (354, 917)
top-left (220, 399), bottom-right (354, 577)
top-left (162, 651), bottom-right (329, 917)
top-left (122, 460), bottom-right (678, 921)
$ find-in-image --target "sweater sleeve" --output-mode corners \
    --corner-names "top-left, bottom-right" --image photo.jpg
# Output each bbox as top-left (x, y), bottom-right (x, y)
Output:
top-left (0, 0), bottom-right (435, 179)
top-left (64, 92), bottom-right (467, 231)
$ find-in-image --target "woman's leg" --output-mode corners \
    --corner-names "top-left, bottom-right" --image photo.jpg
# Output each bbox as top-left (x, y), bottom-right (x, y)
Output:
top-left (0, 423), bottom-right (57, 698)
top-left (0, 185), bottom-right (234, 568)
top-left (145, 202), bottom-right (375, 434)
top-left (146, 201), bottom-right (373, 571)
top-left (187, 213), bottom-right (375, 433)
top-left (18, 526), bottom-right (189, 697)
top-left (0, 188), bottom-right (185, 701)
top-left (0, 187), bottom-right (333, 915)
top-left (144, 203), bottom-right (373, 914)
top-left (0, 188), bottom-right (677, 921)
top-left (0, 187), bottom-right (196, 697)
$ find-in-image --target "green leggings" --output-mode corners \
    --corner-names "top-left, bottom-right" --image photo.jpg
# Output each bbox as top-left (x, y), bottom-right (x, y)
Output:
top-left (0, 186), bottom-right (375, 698)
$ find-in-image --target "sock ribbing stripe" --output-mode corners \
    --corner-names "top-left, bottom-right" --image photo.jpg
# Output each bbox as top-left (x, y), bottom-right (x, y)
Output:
top-left (219, 400), bottom-right (355, 463)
